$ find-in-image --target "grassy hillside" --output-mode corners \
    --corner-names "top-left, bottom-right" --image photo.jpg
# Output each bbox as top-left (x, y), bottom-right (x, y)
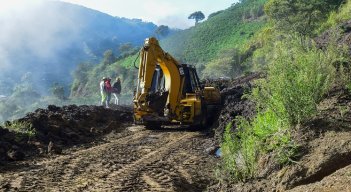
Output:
top-left (69, 0), bottom-right (269, 101)
top-left (161, 0), bottom-right (268, 77)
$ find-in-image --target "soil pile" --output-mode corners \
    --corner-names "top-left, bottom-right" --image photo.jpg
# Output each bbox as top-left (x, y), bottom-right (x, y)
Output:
top-left (0, 105), bottom-right (132, 163)
top-left (208, 72), bottom-right (262, 144)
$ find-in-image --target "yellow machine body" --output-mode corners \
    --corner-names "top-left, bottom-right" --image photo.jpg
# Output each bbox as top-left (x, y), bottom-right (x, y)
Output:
top-left (133, 37), bottom-right (221, 126)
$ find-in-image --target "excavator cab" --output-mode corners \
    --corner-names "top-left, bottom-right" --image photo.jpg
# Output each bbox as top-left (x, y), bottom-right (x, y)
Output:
top-left (182, 64), bottom-right (202, 95)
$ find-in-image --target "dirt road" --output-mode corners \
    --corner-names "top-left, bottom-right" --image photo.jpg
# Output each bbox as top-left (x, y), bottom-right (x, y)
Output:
top-left (0, 125), bottom-right (218, 191)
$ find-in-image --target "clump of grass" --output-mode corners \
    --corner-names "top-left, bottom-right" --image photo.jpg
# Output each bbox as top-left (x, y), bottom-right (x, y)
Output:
top-left (4, 121), bottom-right (36, 139)
top-left (220, 110), bottom-right (296, 182)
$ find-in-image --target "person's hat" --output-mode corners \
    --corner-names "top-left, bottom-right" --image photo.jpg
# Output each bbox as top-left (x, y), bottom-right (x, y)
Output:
top-left (102, 77), bottom-right (107, 80)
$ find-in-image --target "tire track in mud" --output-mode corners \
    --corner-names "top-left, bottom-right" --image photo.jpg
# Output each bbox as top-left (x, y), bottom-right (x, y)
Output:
top-left (0, 125), bottom-right (217, 192)
top-left (88, 132), bottom-right (195, 191)
top-left (0, 126), bottom-right (150, 191)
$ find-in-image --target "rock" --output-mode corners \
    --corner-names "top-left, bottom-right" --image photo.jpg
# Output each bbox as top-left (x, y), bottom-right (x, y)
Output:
top-left (7, 150), bottom-right (25, 161)
top-left (47, 105), bottom-right (60, 112)
top-left (204, 146), bottom-right (216, 155)
top-left (47, 141), bottom-right (62, 155)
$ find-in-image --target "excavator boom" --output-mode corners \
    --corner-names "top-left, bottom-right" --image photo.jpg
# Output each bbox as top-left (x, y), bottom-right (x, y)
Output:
top-left (133, 37), bottom-right (221, 127)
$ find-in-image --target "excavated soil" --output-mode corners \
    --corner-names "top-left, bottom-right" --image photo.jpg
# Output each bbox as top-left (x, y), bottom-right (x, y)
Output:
top-left (0, 104), bottom-right (220, 191)
top-left (0, 126), bottom-right (218, 191)
top-left (0, 105), bottom-right (132, 163)
top-left (208, 72), bottom-right (262, 144)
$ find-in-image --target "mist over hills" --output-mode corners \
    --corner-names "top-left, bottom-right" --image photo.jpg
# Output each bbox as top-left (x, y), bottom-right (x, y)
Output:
top-left (0, 1), bottom-right (157, 95)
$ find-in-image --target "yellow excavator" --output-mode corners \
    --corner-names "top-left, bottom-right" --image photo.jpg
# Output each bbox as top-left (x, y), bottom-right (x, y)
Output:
top-left (133, 37), bottom-right (221, 128)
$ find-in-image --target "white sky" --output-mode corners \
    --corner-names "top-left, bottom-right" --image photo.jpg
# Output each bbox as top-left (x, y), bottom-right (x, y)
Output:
top-left (58, 0), bottom-right (236, 29)
top-left (0, 0), bottom-right (236, 29)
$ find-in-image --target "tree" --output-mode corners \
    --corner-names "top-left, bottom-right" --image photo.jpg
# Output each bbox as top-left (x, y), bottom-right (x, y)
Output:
top-left (73, 62), bottom-right (92, 82)
top-left (155, 25), bottom-right (170, 37)
top-left (188, 11), bottom-right (205, 25)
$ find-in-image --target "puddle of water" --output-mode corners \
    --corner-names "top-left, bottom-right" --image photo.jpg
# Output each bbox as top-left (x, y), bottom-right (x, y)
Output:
top-left (127, 125), bottom-right (144, 132)
top-left (215, 148), bottom-right (221, 157)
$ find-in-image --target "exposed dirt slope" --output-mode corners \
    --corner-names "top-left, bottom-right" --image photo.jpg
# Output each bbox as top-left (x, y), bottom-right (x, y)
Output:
top-left (209, 72), bottom-right (262, 144)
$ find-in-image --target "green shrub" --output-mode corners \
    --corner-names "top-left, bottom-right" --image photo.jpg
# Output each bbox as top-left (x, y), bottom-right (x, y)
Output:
top-left (253, 37), bottom-right (337, 124)
top-left (221, 109), bottom-right (292, 181)
top-left (5, 121), bottom-right (36, 139)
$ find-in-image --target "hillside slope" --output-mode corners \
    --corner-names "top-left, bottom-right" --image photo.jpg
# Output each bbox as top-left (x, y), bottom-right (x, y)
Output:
top-left (70, 0), bottom-right (269, 100)
top-left (0, 1), bottom-right (157, 95)
top-left (161, 0), bottom-right (267, 77)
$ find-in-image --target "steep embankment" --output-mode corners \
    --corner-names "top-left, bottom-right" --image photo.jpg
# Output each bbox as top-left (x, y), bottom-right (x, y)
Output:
top-left (212, 86), bottom-right (351, 192)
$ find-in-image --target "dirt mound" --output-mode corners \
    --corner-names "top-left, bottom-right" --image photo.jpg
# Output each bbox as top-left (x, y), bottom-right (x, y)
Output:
top-left (208, 72), bottom-right (262, 144)
top-left (0, 105), bottom-right (133, 163)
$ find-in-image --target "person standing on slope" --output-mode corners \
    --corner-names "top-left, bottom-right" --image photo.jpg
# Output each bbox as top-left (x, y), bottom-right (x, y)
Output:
top-left (100, 77), bottom-right (108, 107)
top-left (112, 77), bottom-right (122, 105)
top-left (104, 77), bottom-right (113, 108)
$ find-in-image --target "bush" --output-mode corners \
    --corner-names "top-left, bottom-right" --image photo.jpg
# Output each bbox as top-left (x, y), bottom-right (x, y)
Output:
top-left (254, 37), bottom-right (337, 124)
top-left (221, 109), bottom-right (292, 181)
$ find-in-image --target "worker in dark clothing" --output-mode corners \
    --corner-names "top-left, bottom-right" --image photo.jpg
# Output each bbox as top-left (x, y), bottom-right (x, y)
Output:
top-left (112, 77), bottom-right (121, 105)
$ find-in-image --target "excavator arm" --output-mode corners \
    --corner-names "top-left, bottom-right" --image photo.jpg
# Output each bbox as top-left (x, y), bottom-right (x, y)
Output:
top-left (134, 37), bottom-right (184, 122)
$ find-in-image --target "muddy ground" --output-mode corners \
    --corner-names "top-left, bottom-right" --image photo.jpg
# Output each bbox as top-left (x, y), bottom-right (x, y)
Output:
top-left (0, 124), bottom-right (218, 191)
top-left (0, 103), bottom-right (223, 191)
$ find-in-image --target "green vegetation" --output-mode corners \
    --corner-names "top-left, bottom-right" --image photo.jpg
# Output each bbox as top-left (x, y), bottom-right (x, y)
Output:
top-left (161, 0), bottom-right (268, 78)
top-left (71, 0), bottom-right (270, 99)
top-left (265, 0), bottom-right (342, 37)
top-left (220, 0), bottom-right (351, 182)
top-left (70, 49), bottom-right (139, 102)
top-left (51, 83), bottom-right (66, 100)
top-left (320, 0), bottom-right (351, 33)
top-left (4, 121), bottom-right (36, 139)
